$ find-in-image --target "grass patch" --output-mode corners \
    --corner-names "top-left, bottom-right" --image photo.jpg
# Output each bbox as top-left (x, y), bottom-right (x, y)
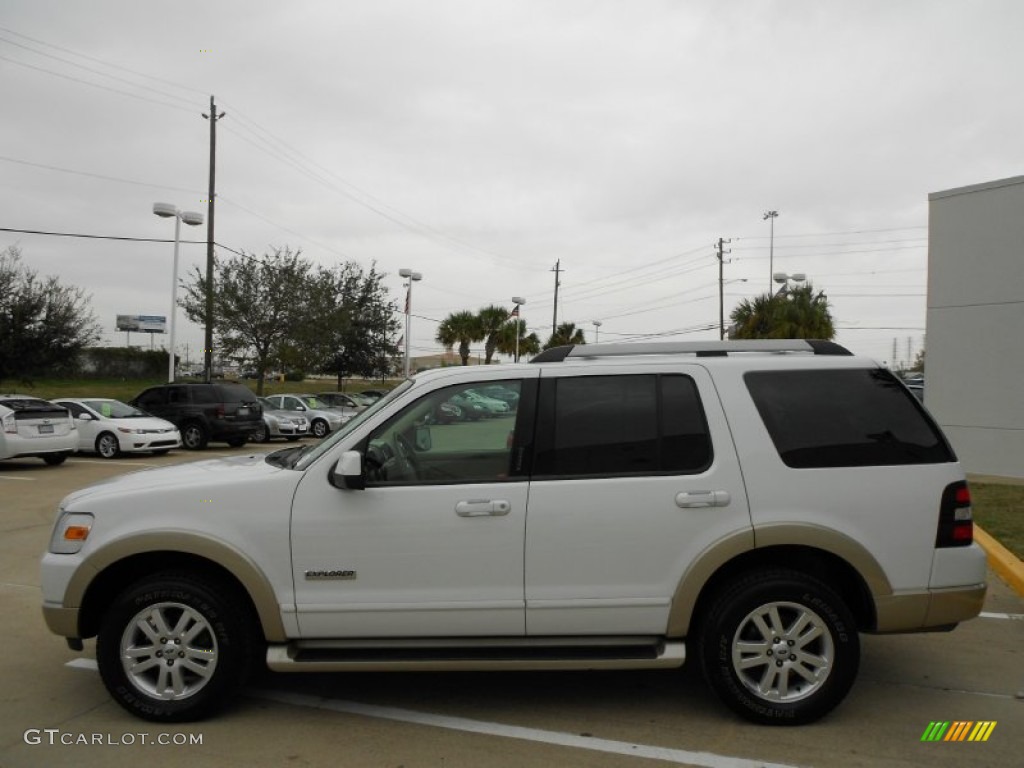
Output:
top-left (971, 482), bottom-right (1024, 561)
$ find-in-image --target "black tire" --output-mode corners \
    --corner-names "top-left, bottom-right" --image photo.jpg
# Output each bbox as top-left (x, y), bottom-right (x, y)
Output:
top-left (181, 422), bottom-right (208, 450)
top-left (95, 431), bottom-right (120, 459)
top-left (96, 572), bottom-right (255, 722)
top-left (250, 425), bottom-right (270, 444)
top-left (226, 437), bottom-right (247, 448)
top-left (698, 569), bottom-right (859, 725)
top-left (311, 419), bottom-right (329, 439)
top-left (42, 453), bottom-right (68, 466)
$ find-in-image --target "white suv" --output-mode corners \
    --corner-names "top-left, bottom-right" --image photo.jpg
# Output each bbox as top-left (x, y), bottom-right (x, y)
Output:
top-left (40, 340), bottom-right (986, 724)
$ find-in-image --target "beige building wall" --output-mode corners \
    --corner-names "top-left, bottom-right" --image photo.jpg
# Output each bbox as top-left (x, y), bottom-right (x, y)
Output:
top-left (927, 175), bottom-right (1024, 478)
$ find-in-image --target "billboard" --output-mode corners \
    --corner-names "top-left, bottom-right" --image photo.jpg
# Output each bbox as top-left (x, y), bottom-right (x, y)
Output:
top-left (116, 314), bottom-right (167, 333)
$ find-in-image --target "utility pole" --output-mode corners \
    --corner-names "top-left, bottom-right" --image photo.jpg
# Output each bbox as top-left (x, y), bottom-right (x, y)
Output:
top-left (551, 259), bottom-right (562, 338)
top-left (202, 96), bottom-right (226, 382)
top-left (716, 238), bottom-right (731, 340)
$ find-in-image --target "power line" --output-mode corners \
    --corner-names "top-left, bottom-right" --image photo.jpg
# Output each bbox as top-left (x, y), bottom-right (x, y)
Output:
top-left (0, 154), bottom-right (200, 194)
top-left (0, 25), bottom-right (207, 96)
top-left (0, 53), bottom-right (195, 114)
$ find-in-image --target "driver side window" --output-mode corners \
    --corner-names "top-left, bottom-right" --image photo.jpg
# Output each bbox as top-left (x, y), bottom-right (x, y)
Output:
top-left (363, 380), bottom-right (522, 487)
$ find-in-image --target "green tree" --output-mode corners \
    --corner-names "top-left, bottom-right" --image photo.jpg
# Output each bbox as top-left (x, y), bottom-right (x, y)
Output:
top-left (436, 310), bottom-right (483, 365)
top-left (303, 262), bottom-right (400, 388)
top-left (179, 247), bottom-right (313, 395)
top-left (0, 246), bottom-right (101, 386)
top-left (730, 283), bottom-right (835, 340)
top-left (544, 321), bottom-right (587, 350)
top-left (478, 305), bottom-right (512, 364)
top-left (496, 319), bottom-right (541, 361)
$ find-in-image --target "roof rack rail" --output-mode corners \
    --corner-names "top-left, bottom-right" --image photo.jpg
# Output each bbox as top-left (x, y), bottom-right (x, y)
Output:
top-left (530, 339), bottom-right (852, 363)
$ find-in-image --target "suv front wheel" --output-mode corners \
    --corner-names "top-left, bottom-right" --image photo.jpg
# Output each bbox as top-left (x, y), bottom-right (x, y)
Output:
top-left (698, 569), bottom-right (859, 725)
top-left (96, 573), bottom-right (254, 722)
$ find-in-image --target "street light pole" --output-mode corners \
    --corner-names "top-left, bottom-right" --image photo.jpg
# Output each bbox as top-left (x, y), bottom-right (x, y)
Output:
top-left (763, 210), bottom-right (779, 293)
top-left (153, 203), bottom-right (203, 383)
top-left (511, 297), bottom-right (526, 362)
top-left (399, 268), bottom-right (422, 378)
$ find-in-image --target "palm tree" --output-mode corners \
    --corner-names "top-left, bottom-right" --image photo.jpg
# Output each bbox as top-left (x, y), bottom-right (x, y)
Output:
top-left (730, 283), bottom-right (835, 340)
top-left (496, 320), bottom-right (541, 361)
top-left (477, 305), bottom-right (511, 364)
top-left (436, 310), bottom-right (483, 365)
top-left (544, 321), bottom-right (587, 350)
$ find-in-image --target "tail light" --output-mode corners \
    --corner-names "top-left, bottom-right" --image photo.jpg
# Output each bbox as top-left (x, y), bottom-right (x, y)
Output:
top-left (936, 481), bottom-right (973, 547)
top-left (216, 405), bottom-right (225, 418)
top-left (2, 413), bottom-right (15, 434)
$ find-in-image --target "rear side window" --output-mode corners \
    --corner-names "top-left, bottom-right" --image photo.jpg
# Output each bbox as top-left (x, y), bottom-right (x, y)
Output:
top-left (533, 374), bottom-right (712, 478)
top-left (216, 384), bottom-right (257, 403)
top-left (745, 368), bottom-right (955, 468)
top-left (191, 386), bottom-right (218, 405)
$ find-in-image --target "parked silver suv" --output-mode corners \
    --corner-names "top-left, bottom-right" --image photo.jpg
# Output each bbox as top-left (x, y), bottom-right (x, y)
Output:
top-left (40, 341), bottom-right (986, 724)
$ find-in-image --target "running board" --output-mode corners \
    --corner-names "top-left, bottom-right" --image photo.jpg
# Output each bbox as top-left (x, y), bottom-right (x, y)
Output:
top-left (266, 637), bottom-right (686, 672)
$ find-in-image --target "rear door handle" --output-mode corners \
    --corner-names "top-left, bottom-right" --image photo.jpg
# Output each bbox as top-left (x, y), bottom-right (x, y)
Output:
top-left (675, 490), bottom-right (731, 508)
top-left (455, 499), bottom-right (512, 517)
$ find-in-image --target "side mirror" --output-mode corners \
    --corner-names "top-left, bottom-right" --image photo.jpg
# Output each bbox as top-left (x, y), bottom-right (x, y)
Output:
top-left (77, 413), bottom-right (95, 421)
top-left (331, 450), bottom-right (365, 490)
top-left (415, 425), bottom-right (432, 452)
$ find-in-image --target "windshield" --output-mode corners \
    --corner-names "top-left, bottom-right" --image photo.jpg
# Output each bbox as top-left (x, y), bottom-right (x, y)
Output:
top-left (83, 399), bottom-right (146, 418)
top-left (289, 379), bottom-right (414, 471)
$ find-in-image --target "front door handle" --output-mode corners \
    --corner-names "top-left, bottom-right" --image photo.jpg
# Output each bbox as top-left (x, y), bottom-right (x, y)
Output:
top-left (675, 490), bottom-right (731, 508)
top-left (455, 499), bottom-right (512, 517)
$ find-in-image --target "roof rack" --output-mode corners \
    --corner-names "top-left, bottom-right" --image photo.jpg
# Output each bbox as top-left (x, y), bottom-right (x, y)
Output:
top-left (530, 339), bottom-right (852, 363)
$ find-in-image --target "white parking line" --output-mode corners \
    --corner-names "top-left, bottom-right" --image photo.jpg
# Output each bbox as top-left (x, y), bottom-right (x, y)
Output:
top-left (0, 474), bottom-right (34, 481)
top-left (68, 459), bottom-right (159, 467)
top-left (61, 661), bottom-right (803, 768)
top-left (252, 689), bottom-right (804, 768)
top-left (979, 611), bottom-right (1024, 620)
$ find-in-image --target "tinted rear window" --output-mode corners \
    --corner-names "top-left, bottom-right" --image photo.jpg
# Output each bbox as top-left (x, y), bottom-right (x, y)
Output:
top-left (214, 384), bottom-right (256, 403)
top-left (745, 368), bottom-right (955, 468)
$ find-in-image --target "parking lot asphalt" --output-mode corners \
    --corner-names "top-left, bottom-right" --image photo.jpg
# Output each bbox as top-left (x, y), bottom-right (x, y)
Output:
top-left (2, 446), bottom-right (1022, 768)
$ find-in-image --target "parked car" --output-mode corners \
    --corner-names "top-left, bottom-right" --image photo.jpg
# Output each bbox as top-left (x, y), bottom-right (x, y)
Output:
top-left (130, 382), bottom-right (262, 450)
top-left (315, 392), bottom-right (367, 419)
top-left (263, 394), bottom-right (347, 439)
top-left (0, 395), bottom-right (77, 465)
top-left (461, 389), bottom-right (510, 415)
top-left (42, 340), bottom-right (986, 725)
top-left (444, 392), bottom-right (488, 420)
top-left (474, 384), bottom-right (520, 411)
top-left (251, 397), bottom-right (309, 443)
top-left (52, 398), bottom-right (181, 458)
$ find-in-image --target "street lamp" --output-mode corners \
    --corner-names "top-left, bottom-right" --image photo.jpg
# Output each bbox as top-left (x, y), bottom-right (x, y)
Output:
top-left (763, 210), bottom-right (779, 292)
top-left (511, 297), bottom-right (526, 362)
top-left (773, 271), bottom-right (806, 295)
top-left (399, 268), bottom-right (422, 378)
top-left (592, 319), bottom-right (602, 343)
top-left (153, 203), bottom-right (204, 382)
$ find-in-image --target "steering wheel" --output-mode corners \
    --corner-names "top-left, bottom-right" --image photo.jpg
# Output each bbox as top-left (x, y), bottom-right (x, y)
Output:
top-left (394, 432), bottom-right (421, 479)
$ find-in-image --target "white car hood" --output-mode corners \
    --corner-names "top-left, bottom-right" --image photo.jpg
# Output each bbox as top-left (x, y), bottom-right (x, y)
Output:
top-left (105, 416), bottom-right (179, 432)
top-left (60, 453), bottom-right (289, 510)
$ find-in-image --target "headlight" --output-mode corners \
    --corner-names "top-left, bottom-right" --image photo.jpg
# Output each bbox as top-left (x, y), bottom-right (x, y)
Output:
top-left (117, 427), bottom-right (144, 434)
top-left (49, 512), bottom-right (94, 554)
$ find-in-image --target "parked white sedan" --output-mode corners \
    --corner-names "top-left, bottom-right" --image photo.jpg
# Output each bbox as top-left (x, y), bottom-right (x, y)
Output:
top-left (53, 398), bottom-right (181, 458)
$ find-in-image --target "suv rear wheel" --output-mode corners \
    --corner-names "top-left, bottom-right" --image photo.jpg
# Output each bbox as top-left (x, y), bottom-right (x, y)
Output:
top-left (181, 422), bottom-right (208, 450)
top-left (698, 569), bottom-right (859, 725)
top-left (96, 572), bottom-right (254, 722)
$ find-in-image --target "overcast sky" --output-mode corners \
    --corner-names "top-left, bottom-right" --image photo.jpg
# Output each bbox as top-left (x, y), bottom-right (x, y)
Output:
top-left (3, 0), bottom-right (1022, 369)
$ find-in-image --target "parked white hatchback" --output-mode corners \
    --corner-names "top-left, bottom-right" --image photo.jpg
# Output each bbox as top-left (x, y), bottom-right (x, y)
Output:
top-left (53, 398), bottom-right (181, 458)
top-left (0, 394), bottom-right (77, 464)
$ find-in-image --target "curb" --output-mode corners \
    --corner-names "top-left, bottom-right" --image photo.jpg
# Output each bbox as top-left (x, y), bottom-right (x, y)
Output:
top-left (974, 525), bottom-right (1024, 597)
